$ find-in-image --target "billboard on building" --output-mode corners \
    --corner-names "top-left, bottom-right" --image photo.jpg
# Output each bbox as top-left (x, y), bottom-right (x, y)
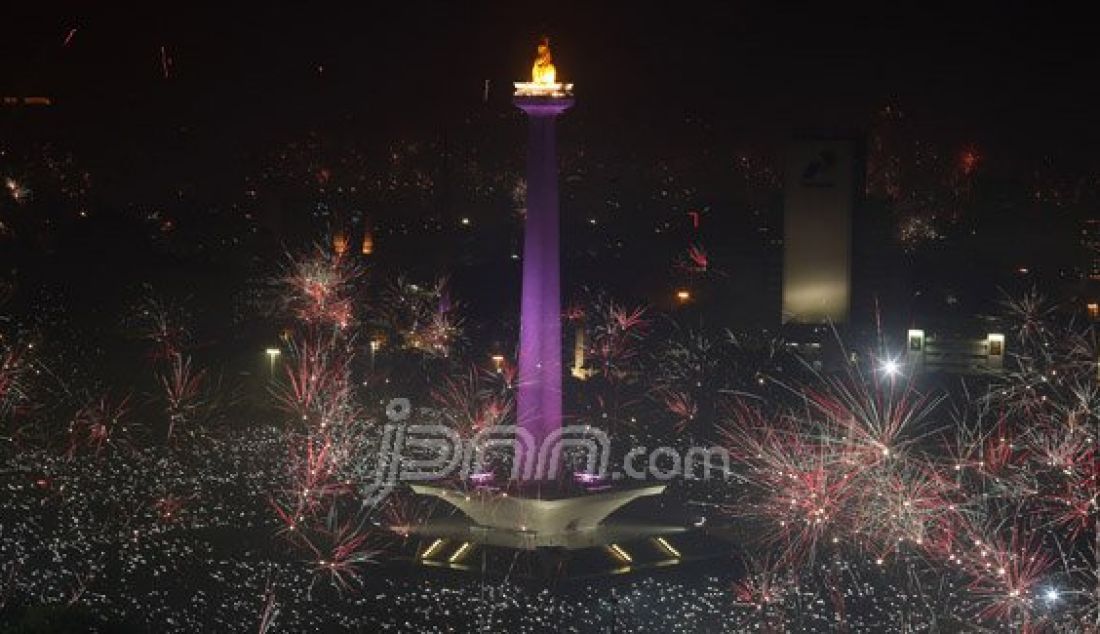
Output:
top-left (782, 138), bottom-right (856, 324)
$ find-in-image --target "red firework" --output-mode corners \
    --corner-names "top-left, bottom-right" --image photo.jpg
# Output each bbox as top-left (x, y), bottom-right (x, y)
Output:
top-left (132, 297), bottom-right (189, 362)
top-left (0, 346), bottom-right (32, 421)
top-left (158, 353), bottom-right (208, 441)
top-left (958, 146), bottom-right (982, 177)
top-left (676, 243), bottom-right (708, 273)
top-left (661, 390), bottom-right (697, 432)
top-left (280, 245), bottom-right (361, 329)
top-left (588, 301), bottom-right (649, 382)
top-left (958, 523), bottom-right (1053, 626)
top-left (153, 494), bottom-right (189, 523)
top-left (732, 556), bottom-right (789, 610)
top-left (303, 512), bottom-right (379, 594)
top-left (272, 334), bottom-right (353, 429)
top-left (66, 393), bottom-right (133, 458)
top-left (378, 492), bottom-right (432, 537)
top-left (799, 370), bottom-right (940, 465)
top-left (723, 407), bottom-right (857, 563)
top-left (431, 366), bottom-right (513, 436)
top-left (289, 433), bottom-right (349, 511)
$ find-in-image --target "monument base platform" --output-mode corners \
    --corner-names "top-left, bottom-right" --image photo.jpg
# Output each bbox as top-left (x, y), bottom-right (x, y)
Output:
top-left (391, 480), bottom-right (738, 580)
top-left (408, 482), bottom-right (666, 548)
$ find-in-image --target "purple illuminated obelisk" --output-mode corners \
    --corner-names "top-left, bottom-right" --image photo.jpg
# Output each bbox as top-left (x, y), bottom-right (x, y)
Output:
top-left (405, 43), bottom-right (666, 542)
top-left (513, 40), bottom-right (574, 478)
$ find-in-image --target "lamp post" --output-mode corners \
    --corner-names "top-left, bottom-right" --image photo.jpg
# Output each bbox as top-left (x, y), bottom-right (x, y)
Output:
top-left (369, 339), bottom-right (380, 373)
top-left (265, 347), bottom-right (281, 381)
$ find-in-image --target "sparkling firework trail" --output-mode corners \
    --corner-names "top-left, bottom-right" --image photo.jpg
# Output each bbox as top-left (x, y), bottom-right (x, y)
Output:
top-left (158, 353), bottom-right (208, 441)
top-left (66, 393), bottom-right (133, 458)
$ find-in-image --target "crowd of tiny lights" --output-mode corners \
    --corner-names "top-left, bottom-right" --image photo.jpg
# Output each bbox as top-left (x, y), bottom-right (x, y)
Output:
top-left (0, 424), bottom-right (1043, 632)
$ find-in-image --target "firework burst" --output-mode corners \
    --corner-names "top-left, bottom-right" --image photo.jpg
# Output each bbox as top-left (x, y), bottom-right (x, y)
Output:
top-left (431, 365), bottom-right (514, 437)
top-left (158, 353), bottom-right (208, 441)
top-left (280, 245), bottom-right (363, 330)
top-left (66, 393), bottom-right (134, 458)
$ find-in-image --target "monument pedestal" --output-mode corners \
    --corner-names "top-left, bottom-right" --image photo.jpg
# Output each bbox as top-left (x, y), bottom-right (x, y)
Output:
top-left (399, 481), bottom-right (726, 580)
top-left (409, 483), bottom-right (667, 549)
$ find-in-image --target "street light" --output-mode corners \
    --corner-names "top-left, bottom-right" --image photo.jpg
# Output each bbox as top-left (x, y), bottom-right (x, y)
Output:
top-left (265, 347), bottom-right (281, 380)
top-left (369, 339), bottom-right (381, 373)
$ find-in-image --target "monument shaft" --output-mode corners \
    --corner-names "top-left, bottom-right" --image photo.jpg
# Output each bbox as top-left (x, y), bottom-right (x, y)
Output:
top-left (515, 99), bottom-right (571, 477)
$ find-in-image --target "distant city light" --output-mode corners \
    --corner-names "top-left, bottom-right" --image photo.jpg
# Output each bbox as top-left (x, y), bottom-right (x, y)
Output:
top-left (469, 471), bottom-right (494, 484)
top-left (332, 231), bottom-right (349, 255)
top-left (675, 289), bottom-right (691, 303)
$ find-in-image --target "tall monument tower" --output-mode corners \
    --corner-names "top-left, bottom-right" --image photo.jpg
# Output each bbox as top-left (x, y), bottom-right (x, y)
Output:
top-left (513, 39), bottom-right (573, 476)
top-left (407, 40), bottom-right (667, 557)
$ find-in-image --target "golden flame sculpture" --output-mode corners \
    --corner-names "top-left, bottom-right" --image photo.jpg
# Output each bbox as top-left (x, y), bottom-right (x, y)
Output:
top-left (514, 37), bottom-right (573, 98)
top-left (532, 38), bottom-right (556, 84)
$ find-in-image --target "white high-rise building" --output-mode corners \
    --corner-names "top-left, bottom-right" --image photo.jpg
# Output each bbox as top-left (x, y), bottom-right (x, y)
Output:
top-left (781, 137), bottom-right (857, 325)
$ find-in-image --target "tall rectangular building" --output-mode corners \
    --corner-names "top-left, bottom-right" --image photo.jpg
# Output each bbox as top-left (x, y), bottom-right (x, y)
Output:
top-left (1081, 219), bottom-right (1100, 281)
top-left (781, 137), bottom-right (857, 324)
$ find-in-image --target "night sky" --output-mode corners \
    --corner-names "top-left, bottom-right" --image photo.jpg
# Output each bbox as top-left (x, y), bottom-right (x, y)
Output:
top-left (5, 2), bottom-right (1097, 165)
top-left (3, 2), bottom-right (1098, 332)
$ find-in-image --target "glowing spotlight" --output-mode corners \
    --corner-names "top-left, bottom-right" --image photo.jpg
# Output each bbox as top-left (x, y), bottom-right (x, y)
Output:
top-left (1044, 587), bottom-right (1060, 603)
top-left (421, 538), bottom-right (445, 560)
top-left (607, 544), bottom-right (633, 563)
top-left (880, 358), bottom-right (901, 378)
top-left (655, 537), bottom-right (681, 559)
top-left (448, 542), bottom-right (472, 564)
